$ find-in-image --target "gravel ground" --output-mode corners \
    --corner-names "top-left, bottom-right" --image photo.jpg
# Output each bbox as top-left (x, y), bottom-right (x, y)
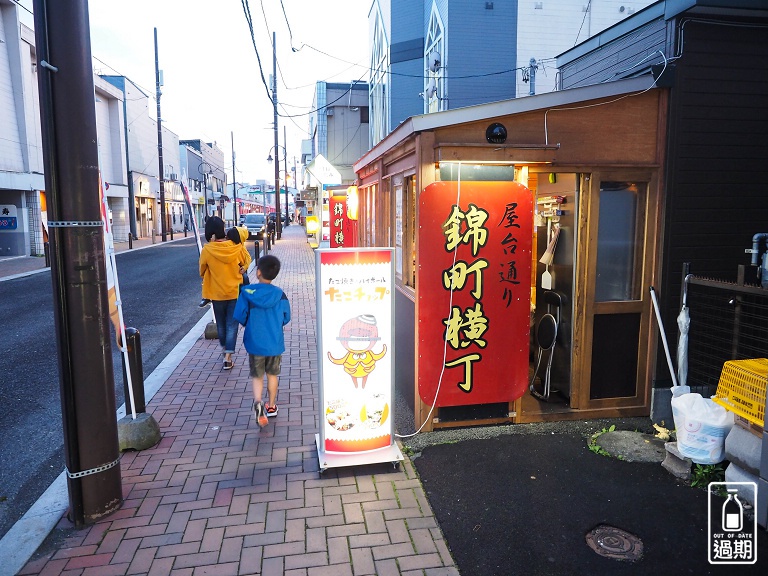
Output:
top-left (392, 388), bottom-right (656, 453)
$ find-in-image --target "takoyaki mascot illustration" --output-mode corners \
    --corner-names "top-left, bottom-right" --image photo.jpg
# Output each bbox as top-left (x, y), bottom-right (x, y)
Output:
top-left (327, 314), bottom-right (388, 390)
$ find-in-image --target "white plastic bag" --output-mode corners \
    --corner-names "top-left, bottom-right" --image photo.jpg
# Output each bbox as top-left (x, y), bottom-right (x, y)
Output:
top-left (671, 392), bottom-right (734, 464)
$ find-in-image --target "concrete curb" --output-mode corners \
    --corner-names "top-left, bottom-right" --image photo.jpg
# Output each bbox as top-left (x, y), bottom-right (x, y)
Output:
top-left (0, 267), bottom-right (49, 283)
top-left (0, 235), bottom-right (192, 283)
top-left (0, 313), bottom-right (211, 576)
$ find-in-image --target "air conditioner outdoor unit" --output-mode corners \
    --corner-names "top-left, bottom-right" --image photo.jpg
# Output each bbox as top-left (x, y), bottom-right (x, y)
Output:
top-left (170, 173), bottom-right (177, 181)
top-left (326, 107), bottom-right (334, 116)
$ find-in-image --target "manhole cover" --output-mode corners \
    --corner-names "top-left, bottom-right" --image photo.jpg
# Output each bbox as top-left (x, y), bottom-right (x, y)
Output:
top-left (585, 524), bottom-right (643, 561)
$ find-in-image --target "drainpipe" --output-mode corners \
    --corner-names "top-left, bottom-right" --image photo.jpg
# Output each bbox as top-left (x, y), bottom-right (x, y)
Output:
top-left (749, 233), bottom-right (768, 266)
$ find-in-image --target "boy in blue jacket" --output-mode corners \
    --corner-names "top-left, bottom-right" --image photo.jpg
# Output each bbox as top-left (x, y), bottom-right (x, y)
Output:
top-left (234, 255), bottom-right (291, 428)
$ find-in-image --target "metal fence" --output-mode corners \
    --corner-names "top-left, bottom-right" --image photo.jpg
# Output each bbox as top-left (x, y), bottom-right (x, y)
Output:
top-left (684, 264), bottom-right (768, 397)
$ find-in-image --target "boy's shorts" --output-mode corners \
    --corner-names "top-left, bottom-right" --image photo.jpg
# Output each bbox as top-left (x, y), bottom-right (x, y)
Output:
top-left (249, 354), bottom-right (282, 378)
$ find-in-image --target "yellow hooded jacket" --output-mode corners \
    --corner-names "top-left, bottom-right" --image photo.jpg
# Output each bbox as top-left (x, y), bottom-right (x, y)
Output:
top-left (199, 227), bottom-right (252, 301)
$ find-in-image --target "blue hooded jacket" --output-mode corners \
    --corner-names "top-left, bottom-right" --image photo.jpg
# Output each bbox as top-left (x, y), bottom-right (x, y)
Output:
top-left (233, 282), bottom-right (291, 357)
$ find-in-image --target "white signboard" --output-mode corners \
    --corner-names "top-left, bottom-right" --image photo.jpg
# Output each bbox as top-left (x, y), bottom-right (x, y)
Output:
top-left (315, 248), bottom-right (403, 471)
top-left (0, 205), bottom-right (19, 231)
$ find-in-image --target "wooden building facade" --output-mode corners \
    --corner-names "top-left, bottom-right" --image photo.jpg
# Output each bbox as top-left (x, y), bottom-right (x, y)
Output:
top-left (557, 0), bottom-right (768, 402)
top-left (352, 0), bottom-right (768, 431)
top-left (353, 77), bottom-right (669, 430)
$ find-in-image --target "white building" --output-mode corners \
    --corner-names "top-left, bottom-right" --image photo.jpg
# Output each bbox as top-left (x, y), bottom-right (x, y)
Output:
top-left (179, 139), bottom-right (227, 223)
top-left (94, 75), bottom-right (129, 242)
top-left (1, 0), bottom-right (226, 250)
top-left (0, 3), bottom-right (44, 257)
top-left (101, 75), bottom-right (183, 239)
top-left (0, 1), bottom-right (132, 254)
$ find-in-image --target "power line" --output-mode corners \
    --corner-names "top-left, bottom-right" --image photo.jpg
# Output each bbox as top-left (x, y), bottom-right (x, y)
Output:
top-left (92, 55), bottom-right (156, 97)
top-left (278, 103), bottom-right (308, 134)
top-left (330, 122), bottom-right (362, 164)
top-left (241, 0), bottom-right (273, 103)
top-left (278, 0), bottom-right (294, 48)
top-left (574, 0), bottom-right (592, 46)
top-left (11, 0), bottom-right (33, 16)
top-left (278, 73), bottom-right (368, 119)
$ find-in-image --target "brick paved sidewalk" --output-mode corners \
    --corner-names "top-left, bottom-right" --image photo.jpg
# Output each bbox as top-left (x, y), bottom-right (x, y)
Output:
top-left (19, 225), bottom-right (458, 576)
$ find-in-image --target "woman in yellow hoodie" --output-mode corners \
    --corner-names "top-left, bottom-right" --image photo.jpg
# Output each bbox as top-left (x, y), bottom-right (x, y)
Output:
top-left (199, 217), bottom-right (251, 369)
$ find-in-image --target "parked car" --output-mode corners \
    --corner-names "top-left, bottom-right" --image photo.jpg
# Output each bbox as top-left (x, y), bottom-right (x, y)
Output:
top-left (243, 213), bottom-right (267, 240)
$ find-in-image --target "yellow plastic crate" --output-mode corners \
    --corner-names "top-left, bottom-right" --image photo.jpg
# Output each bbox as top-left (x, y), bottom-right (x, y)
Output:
top-left (712, 358), bottom-right (767, 427)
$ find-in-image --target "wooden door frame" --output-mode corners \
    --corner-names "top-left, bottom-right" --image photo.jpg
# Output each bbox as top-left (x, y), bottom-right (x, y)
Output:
top-left (571, 169), bottom-right (660, 410)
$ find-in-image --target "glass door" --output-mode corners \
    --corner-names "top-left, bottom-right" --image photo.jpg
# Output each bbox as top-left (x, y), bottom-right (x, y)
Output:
top-left (572, 172), bottom-right (659, 410)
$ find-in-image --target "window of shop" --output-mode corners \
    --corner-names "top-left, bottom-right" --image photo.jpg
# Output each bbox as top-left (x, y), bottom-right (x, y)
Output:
top-left (367, 185), bottom-right (376, 246)
top-left (595, 181), bottom-right (645, 302)
top-left (377, 178), bottom-right (391, 247)
top-left (394, 177), bottom-right (403, 279)
top-left (394, 174), bottom-right (416, 289)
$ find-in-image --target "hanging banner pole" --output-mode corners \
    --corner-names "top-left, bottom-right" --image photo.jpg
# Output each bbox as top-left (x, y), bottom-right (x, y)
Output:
top-left (181, 173), bottom-right (216, 325)
top-left (181, 172), bottom-right (203, 256)
top-left (100, 176), bottom-right (136, 419)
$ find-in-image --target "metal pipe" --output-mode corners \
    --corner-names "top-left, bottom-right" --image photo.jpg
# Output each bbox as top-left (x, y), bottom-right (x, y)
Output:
top-left (154, 28), bottom-right (166, 242)
top-left (750, 232), bottom-right (768, 266)
top-left (121, 328), bottom-right (146, 414)
top-left (650, 286), bottom-right (678, 388)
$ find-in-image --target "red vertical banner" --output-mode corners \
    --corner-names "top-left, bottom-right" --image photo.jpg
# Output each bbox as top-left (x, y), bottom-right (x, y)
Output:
top-left (329, 195), bottom-right (345, 247)
top-left (329, 194), bottom-right (357, 248)
top-left (417, 181), bottom-right (533, 407)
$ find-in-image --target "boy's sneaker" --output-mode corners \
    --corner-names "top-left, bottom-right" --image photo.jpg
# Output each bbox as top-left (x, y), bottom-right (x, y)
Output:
top-left (266, 404), bottom-right (278, 417)
top-left (198, 298), bottom-right (211, 308)
top-left (253, 401), bottom-right (268, 428)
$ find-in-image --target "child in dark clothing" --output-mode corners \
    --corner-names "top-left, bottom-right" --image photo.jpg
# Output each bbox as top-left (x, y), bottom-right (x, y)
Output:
top-left (227, 227), bottom-right (250, 286)
top-left (233, 255), bottom-right (291, 428)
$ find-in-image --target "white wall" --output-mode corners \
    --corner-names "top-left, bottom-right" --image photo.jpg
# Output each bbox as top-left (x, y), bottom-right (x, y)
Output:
top-left (516, 0), bottom-right (656, 97)
top-left (95, 78), bottom-right (127, 186)
top-left (0, 6), bottom-right (28, 173)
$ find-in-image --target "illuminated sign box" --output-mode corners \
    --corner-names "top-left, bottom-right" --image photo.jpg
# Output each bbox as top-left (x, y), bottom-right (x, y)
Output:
top-left (315, 248), bottom-right (404, 471)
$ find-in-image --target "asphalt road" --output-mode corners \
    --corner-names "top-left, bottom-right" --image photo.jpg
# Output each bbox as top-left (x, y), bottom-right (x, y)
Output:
top-left (0, 237), bottom-right (226, 540)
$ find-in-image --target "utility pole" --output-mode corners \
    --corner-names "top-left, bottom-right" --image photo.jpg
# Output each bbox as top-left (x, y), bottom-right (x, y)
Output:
top-left (32, 0), bottom-right (122, 527)
top-left (155, 28), bottom-right (166, 242)
top-left (231, 131), bottom-right (238, 226)
top-left (272, 31), bottom-right (281, 239)
top-left (283, 125), bottom-right (289, 228)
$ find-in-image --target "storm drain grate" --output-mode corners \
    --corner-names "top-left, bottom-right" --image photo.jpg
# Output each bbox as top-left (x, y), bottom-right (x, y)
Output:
top-left (585, 524), bottom-right (643, 561)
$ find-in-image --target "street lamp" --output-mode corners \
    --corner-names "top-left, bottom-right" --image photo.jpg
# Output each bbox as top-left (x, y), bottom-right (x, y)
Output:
top-left (267, 147), bottom-right (283, 240)
top-left (197, 161), bottom-right (214, 224)
top-left (267, 139), bottom-right (290, 238)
